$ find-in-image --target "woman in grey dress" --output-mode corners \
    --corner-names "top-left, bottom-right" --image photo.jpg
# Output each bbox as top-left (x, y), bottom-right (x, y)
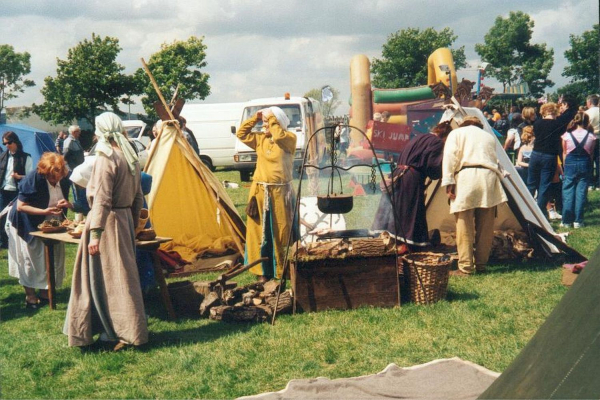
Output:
top-left (65, 112), bottom-right (146, 351)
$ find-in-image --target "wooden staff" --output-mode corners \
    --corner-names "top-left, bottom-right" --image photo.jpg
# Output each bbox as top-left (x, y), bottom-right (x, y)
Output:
top-left (140, 58), bottom-right (175, 121)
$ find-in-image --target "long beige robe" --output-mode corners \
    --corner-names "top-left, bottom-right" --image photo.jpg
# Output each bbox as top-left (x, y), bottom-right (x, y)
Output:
top-left (65, 149), bottom-right (146, 347)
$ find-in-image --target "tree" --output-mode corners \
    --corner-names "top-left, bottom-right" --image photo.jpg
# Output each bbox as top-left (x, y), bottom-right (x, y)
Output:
top-left (475, 11), bottom-right (554, 98)
top-left (556, 82), bottom-right (589, 107)
top-left (562, 24), bottom-right (599, 97)
top-left (0, 44), bottom-right (35, 114)
top-left (304, 86), bottom-right (342, 118)
top-left (34, 34), bottom-right (136, 127)
top-left (135, 36), bottom-right (210, 119)
top-left (371, 27), bottom-right (467, 89)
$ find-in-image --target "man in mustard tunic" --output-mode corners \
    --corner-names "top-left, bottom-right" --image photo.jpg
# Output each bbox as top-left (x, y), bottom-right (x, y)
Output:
top-left (237, 107), bottom-right (298, 281)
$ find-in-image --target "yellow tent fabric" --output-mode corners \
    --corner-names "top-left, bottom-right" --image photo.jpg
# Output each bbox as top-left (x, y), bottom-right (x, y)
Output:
top-left (144, 120), bottom-right (245, 262)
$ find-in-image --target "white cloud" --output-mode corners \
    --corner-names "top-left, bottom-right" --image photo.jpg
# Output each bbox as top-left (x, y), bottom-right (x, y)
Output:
top-left (1, 0), bottom-right (598, 115)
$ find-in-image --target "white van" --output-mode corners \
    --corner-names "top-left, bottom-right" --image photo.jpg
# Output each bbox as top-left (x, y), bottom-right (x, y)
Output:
top-left (180, 102), bottom-right (245, 170)
top-left (123, 120), bottom-right (149, 145)
top-left (232, 95), bottom-right (325, 181)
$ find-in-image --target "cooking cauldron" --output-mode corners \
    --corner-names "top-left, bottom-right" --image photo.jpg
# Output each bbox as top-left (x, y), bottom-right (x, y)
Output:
top-left (317, 193), bottom-right (353, 214)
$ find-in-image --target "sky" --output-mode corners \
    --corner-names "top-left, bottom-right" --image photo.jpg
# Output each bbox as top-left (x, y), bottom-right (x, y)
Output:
top-left (1, 0), bottom-right (598, 116)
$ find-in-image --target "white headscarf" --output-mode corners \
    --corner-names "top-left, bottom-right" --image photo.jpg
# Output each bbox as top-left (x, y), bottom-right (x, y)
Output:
top-left (94, 112), bottom-right (139, 175)
top-left (269, 107), bottom-right (290, 130)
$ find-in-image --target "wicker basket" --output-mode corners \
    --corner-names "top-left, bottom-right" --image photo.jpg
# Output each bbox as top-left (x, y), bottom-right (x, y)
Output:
top-left (402, 252), bottom-right (451, 305)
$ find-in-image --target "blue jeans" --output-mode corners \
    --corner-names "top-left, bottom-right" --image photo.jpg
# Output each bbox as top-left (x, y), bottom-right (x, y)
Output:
top-left (72, 184), bottom-right (90, 215)
top-left (527, 151), bottom-right (557, 218)
top-left (561, 154), bottom-right (591, 224)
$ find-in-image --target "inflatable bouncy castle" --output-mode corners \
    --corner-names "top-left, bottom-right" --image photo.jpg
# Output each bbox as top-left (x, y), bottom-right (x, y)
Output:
top-left (348, 48), bottom-right (459, 148)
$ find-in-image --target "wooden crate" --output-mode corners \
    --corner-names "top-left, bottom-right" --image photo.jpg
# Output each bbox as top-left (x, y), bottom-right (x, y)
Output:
top-left (290, 255), bottom-right (400, 312)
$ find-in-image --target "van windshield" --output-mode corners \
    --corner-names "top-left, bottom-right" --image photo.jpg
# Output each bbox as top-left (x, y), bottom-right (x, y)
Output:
top-left (242, 104), bottom-right (302, 131)
top-left (124, 126), bottom-right (142, 138)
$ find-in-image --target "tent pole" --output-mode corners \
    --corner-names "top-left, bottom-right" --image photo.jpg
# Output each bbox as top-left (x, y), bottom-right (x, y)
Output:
top-left (141, 58), bottom-right (175, 121)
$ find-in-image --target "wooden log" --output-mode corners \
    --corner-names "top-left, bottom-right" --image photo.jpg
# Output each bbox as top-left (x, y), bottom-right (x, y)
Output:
top-left (262, 280), bottom-right (280, 296)
top-left (266, 290), bottom-right (293, 314)
top-left (199, 291), bottom-right (221, 318)
top-left (296, 238), bottom-right (396, 261)
top-left (242, 290), bottom-right (258, 306)
top-left (223, 287), bottom-right (246, 306)
top-left (349, 240), bottom-right (395, 257)
top-left (244, 282), bottom-right (264, 292)
top-left (209, 305), bottom-right (269, 323)
top-left (252, 297), bottom-right (264, 306)
top-left (255, 304), bottom-right (273, 317)
top-left (193, 281), bottom-right (237, 298)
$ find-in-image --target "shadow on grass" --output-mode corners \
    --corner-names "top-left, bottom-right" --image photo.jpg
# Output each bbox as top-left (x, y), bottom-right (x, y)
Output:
top-left (445, 289), bottom-right (480, 302)
top-left (0, 287), bottom-right (73, 322)
top-left (74, 320), bottom-right (256, 354)
top-left (145, 321), bottom-right (255, 350)
top-left (0, 278), bottom-right (18, 286)
top-left (485, 258), bottom-right (564, 274)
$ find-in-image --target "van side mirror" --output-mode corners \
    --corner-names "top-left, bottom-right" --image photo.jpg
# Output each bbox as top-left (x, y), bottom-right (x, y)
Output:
top-left (231, 126), bottom-right (236, 134)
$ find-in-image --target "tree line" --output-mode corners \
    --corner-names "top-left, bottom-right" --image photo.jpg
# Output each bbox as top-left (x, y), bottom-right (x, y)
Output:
top-left (1, 11), bottom-right (598, 125)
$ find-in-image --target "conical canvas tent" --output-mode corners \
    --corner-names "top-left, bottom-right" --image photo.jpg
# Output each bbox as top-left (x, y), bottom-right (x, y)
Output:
top-left (479, 245), bottom-right (600, 399)
top-left (0, 123), bottom-right (56, 165)
top-left (144, 120), bottom-right (245, 262)
top-left (424, 107), bottom-right (584, 261)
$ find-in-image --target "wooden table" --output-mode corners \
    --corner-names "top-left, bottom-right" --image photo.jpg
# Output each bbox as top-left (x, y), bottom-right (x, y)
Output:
top-left (29, 231), bottom-right (177, 320)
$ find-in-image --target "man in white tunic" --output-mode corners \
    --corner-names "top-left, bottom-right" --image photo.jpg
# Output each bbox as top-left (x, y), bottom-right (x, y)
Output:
top-left (442, 116), bottom-right (507, 275)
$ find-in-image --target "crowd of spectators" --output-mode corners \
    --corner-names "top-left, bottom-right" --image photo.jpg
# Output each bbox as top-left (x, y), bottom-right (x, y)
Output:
top-left (496, 94), bottom-right (600, 228)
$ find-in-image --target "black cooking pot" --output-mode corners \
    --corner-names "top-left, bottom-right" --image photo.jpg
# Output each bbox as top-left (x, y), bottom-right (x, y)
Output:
top-left (317, 193), bottom-right (353, 214)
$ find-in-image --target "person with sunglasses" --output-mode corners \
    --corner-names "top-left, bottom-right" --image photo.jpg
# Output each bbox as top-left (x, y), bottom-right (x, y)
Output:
top-left (0, 131), bottom-right (33, 249)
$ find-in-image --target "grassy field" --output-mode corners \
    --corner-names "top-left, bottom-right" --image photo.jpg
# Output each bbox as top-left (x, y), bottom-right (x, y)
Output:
top-left (1, 168), bottom-right (599, 399)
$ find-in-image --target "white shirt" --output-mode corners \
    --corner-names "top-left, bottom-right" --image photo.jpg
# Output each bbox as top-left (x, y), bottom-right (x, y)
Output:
top-left (585, 106), bottom-right (599, 135)
top-left (46, 180), bottom-right (65, 220)
top-left (506, 128), bottom-right (521, 150)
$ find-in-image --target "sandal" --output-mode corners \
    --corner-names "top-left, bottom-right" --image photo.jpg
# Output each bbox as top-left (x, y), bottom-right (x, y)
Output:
top-left (25, 299), bottom-right (41, 309)
top-left (112, 341), bottom-right (132, 352)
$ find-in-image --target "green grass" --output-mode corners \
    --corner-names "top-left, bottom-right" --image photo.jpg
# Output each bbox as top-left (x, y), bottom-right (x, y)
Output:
top-left (1, 169), bottom-right (599, 399)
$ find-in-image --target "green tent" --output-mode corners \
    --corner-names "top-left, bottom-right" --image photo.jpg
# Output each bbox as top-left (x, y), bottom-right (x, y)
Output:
top-left (479, 245), bottom-right (600, 399)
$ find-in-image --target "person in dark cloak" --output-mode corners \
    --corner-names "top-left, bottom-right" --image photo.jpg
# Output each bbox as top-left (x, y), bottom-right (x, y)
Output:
top-left (372, 121), bottom-right (452, 247)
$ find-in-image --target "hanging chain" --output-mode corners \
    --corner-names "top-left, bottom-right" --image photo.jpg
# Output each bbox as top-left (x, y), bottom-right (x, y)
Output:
top-left (332, 125), bottom-right (339, 166)
top-left (370, 165), bottom-right (377, 193)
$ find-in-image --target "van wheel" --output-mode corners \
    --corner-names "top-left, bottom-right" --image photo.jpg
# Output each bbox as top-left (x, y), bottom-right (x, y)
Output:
top-left (240, 170), bottom-right (252, 182)
top-left (292, 166), bottom-right (301, 179)
top-left (293, 166), bottom-right (307, 180)
top-left (201, 157), bottom-right (214, 171)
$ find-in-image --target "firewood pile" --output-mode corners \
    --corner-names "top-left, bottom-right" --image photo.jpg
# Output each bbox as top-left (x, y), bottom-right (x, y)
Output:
top-left (291, 234), bottom-right (397, 261)
top-left (198, 280), bottom-right (293, 323)
top-left (440, 229), bottom-right (534, 260)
